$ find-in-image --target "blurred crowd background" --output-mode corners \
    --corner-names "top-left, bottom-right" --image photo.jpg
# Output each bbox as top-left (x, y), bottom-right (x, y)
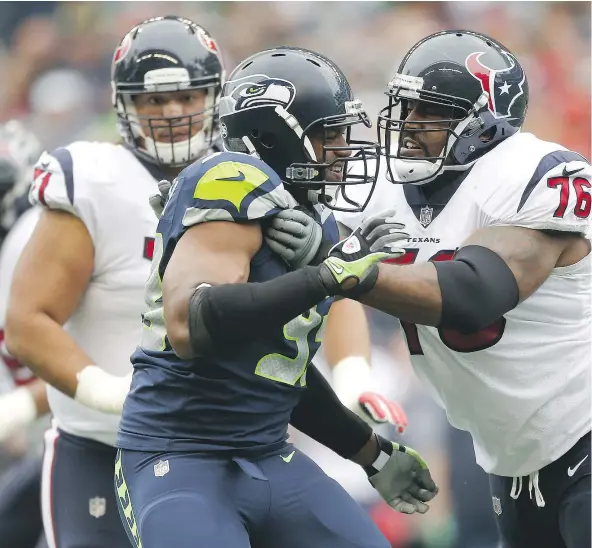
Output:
top-left (0, 2), bottom-right (589, 548)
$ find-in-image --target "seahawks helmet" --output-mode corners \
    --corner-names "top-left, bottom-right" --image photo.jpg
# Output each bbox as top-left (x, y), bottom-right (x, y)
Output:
top-left (219, 46), bottom-right (379, 211)
top-left (111, 16), bottom-right (225, 167)
top-left (378, 30), bottom-right (529, 185)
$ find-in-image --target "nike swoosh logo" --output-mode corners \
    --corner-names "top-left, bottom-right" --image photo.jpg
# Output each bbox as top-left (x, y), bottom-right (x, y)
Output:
top-left (216, 171), bottom-right (246, 182)
top-left (567, 454), bottom-right (588, 477)
top-left (562, 166), bottom-right (584, 177)
top-left (281, 450), bottom-right (296, 463)
top-left (327, 258), bottom-right (344, 275)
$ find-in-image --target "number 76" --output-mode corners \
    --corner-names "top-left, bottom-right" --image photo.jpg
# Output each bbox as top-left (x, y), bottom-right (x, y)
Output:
top-left (547, 176), bottom-right (591, 219)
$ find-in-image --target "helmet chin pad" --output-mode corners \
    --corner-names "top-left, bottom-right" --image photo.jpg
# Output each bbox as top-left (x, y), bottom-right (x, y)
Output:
top-left (143, 131), bottom-right (207, 166)
top-left (392, 157), bottom-right (441, 185)
top-left (118, 90), bottom-right (215, 167)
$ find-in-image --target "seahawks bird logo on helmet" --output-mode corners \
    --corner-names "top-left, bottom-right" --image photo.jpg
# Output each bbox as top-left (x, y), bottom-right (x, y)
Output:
top-left (224, 76), bottom-right (296, 112)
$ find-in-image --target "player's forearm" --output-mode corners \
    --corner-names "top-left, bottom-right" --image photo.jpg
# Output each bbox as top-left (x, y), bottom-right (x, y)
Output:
top-left (359, 263), bottom-right (443, 326)
top-left (26, 378), bottom-right (50, 416)
top-left (183, 266), bottom-right (329, 359)
top-left (324, 299), bottom-right (371, 366)
top-left (5, 311), bottom-right (93, 398)
top-left (322, 299), bottom-right (373, 407)
top-left (290, 364), bottom-right (374, 461)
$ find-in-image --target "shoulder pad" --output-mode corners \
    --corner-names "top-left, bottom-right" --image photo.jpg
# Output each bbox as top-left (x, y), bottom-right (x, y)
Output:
top-left (173, 152), bottom-right (296, 228)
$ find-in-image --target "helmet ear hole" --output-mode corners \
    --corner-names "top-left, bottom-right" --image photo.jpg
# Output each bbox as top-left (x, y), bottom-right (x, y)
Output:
top-left (259, 132), bottom-right (276, 149)
top-left (479, 126), bottom-right (497, 143)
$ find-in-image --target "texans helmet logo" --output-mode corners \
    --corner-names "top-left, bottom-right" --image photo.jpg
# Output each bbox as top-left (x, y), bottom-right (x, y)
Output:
top-left (113, 33), bottom-right (131, 65)
top-left (233, 77), bottom-right (296, 111)
top-left (465, 51), bottom-right (525, 119)
top-left (197, 28), bottom-right (219, 54)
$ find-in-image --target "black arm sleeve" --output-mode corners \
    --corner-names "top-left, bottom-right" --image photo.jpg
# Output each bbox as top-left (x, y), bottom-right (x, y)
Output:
top-left (290, 364), bottom-right (373, 460)
top-left (433, 244), bottom-right (519, 332)
top-left (188, 265), bottom-right (328, 357)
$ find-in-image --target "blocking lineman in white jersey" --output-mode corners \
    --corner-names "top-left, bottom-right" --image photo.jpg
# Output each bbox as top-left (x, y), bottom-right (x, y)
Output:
top-left (337, 132), bottom-right (590, 480)
top-left (4, 16), bottom-right (225, 548)
top-left (266, 30), bottom-right (590, 548)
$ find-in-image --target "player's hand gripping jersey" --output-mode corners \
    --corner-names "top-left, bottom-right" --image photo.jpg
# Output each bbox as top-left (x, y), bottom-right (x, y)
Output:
top-left (338, 133), bottom-right (591, 477)
top-left (118, 151), bottom-right (339, 453)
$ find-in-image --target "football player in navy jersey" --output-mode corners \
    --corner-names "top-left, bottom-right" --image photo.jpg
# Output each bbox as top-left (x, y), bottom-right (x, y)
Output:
top-left (116, 46), bottom-right (438, 548)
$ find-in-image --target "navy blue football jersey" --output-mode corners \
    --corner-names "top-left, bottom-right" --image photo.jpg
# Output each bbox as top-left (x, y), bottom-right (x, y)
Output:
top-left (117, 151), bottom-right (338, 453)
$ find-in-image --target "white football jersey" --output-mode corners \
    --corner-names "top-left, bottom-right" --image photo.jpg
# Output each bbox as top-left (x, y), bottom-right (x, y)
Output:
top-left (0, 206), bottom-right (42, 388)
top-left (337, 132), bottom-right (591, 477)
top-left (29, 142), bottom-right (159, 446)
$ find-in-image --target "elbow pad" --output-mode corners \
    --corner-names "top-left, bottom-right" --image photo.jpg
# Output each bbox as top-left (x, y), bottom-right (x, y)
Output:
top-left (432, 245), bottom-right (519, 332)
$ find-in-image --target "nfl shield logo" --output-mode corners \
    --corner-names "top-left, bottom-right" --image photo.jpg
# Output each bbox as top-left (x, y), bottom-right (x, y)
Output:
top-left (154, 459), bottom-right (170, 477)
top-left (89, 497), bottom-right (106, 518)
top-left (492, 496), bottom-right (502, 516)
top-left (419, 205), bottom-right (433, 228)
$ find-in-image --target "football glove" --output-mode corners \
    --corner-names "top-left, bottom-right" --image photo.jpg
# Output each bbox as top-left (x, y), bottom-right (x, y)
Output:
top-left (318, 208), bottom-right (408, 297)
top-left (148, 179), bottom-right (173, 219)
top-left (265, 208), bottom-right (408, 269)
top-left (358, 392), bottom-right (408, 434)
top-left (0, 386), bottom-right (37, 442)
top-left (328, 209), bottom-right (408, 262)
top-left (367, 434), bottom-right (439, 514)
top-left (318, 252), bottom-right (395, 298)
top-left (265, 208), bottom-right (323, 270)
top-left (74, 365), bottom-right (132, 415)
top-left (332, 357), bottom-right (407, 433)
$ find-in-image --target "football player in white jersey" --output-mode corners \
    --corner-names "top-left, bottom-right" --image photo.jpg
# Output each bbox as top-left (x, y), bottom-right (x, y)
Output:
top-left (4, 16), bottom-right (226, 548)
top-left (266, 30), bottom-right (591, 548)
top-left (0, 120), bottom-right (48, 548)
top-left (0, 120), bottom-right (47, 444)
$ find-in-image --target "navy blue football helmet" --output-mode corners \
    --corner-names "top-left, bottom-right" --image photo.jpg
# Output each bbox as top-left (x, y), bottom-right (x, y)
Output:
top-left (218, 47), bottom-right (379, 212)
top-left (378, 30), bottom-right (529, 185)
top-left (111, 16), bottom-right (225, 167)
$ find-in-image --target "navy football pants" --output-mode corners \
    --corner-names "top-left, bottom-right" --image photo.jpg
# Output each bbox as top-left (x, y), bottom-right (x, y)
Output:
top-left (0, 455), bottom-right (46, 548)
top-left (42, 425), bottom-right (131, 548)
top-left (489, 431), bottom-right (591, 548)
top-left (115, 444), bottom-right (390, 548)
